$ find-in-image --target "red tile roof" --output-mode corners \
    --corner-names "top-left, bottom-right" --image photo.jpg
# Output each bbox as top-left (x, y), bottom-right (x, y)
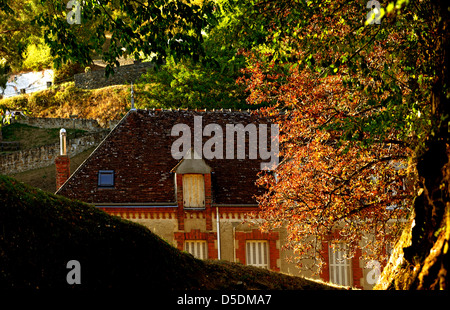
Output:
top-left (56, 109), bottom-right (274, 205)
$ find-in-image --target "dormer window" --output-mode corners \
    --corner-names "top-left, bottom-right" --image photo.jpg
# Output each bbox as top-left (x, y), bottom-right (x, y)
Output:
top-left (98, 170), bottom-right (114, 188)
top-left (183, 174), bottom-right (205, 209)
top-left (172, 148), bottom-right (212, 212)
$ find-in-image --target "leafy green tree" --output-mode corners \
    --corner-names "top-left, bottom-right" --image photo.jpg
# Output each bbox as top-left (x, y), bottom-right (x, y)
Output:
top-left (34, 0), bottom-right (214, 75)
top-left (21, 38), bottom-right (53, 71)
top-left (0, 0), bottom-right (44, 71)
top-left (135, 56), bottom-right (250, 110)
top-left (1, 59), bottom-right (11, 129)
top-left (134, 0), bottom-right (260, 110)
top-left (0, 58), bottom-right (10, 92)
top-left (133, 0), bottom-right (273, 110)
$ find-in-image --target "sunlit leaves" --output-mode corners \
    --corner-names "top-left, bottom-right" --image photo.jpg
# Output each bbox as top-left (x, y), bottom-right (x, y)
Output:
top-left (34, 0), bottom-right (213, 72)
top-left (235, 0), bottom-right (436, 274)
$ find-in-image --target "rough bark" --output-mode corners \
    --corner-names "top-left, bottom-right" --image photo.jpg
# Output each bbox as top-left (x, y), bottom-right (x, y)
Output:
top-left (375, 0), bottom-right (450, 290)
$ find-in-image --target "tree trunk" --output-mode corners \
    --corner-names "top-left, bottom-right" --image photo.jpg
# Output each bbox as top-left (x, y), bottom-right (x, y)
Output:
top-left (375, 0), bottom-right (450, 290)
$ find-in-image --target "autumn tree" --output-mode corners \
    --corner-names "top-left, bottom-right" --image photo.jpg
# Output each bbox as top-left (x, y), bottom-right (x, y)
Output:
top-left (239, 0), bottom-right (449, 289)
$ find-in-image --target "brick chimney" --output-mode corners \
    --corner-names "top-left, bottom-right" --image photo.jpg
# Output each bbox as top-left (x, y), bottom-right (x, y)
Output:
top-left (55, 128), bottom-right (70, 191)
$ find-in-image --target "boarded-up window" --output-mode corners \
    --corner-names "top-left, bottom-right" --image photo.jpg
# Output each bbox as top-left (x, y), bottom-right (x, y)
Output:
top-left (183, 174), bottom-right (205, 208)
top-left (329, 243), bottom-right (352, 287)
top-left (246, 240), bottom-right (269, 269)
top-left (185, 240), bottom-right (208, 259)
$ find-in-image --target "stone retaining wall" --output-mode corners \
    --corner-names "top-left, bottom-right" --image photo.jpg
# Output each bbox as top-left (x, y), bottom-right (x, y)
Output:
top-left (0, 130), bottom-right (108, 175)
top-left (13, 116), bottom-right (106, 131)
top-left (74, 62), bottom-right (154, 89)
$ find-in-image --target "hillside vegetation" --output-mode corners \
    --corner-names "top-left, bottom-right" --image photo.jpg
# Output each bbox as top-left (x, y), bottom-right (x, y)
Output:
top-left (1, 123), bottom-right (87, 152)
top-left (0, 174), bottom-right (337, 290)
top-left (0, 68), bottom-right (253, 127)
top-left (0, 83), bottom-right (129, 127)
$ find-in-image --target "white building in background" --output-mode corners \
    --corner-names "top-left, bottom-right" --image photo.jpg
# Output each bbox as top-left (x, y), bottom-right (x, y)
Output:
top-left (0, 69), bottom-right (53, 98)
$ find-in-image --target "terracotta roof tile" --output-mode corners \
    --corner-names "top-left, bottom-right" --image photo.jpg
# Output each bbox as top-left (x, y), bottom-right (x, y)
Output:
top-left (57, 109), bottom-right (275, 205)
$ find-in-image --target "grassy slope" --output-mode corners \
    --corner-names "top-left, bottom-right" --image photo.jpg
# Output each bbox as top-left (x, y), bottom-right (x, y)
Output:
top-left (0, 122), bottom-right (97, 193)
top-left (0, 174), bottom-right (336, 290)
top-left (1, 123), bottom-right (87, 151)
top-left (1, 83), bottom-right (129, 127)
top-left (11, 146), bottom-right (96, 193)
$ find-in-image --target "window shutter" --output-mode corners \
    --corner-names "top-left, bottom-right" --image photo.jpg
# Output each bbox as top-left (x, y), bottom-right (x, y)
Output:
top-left (185, 240), bottom-right (207, 259)
top-left (328, 243), bottom-right (352, 286)
top-left (246, 240), bottom-right (269, 269)
top-left (183, 174), bottom-right (205, 208)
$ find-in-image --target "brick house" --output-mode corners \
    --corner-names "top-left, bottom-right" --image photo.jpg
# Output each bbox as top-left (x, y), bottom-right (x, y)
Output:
top-left (55, 108), bottom-right (372, 289)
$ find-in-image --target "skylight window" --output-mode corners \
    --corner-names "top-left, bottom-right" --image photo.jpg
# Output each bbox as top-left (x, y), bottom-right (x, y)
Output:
top-left (98, 170), bottom-right (114, 188)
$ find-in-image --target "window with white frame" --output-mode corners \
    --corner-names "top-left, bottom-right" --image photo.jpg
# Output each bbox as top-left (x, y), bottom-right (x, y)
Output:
top-left (246, 240), bottom-right (269, 269)
top-left (328, 243), bottom-right (352, 286)
top-left (184, 240), bottom-right (208, 260)
top-left (183, 174), bottom-right (205, 209)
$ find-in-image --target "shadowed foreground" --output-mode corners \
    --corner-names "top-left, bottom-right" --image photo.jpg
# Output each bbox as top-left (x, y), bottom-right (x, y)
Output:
top-left (0, 175), bottom-right (336, 290)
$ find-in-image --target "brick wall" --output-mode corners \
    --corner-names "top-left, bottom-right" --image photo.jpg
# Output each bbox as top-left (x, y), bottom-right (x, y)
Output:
top-left (174, 229), bottom-right (218, 260)
top-left (352, 247), bottom-right (364, 289)
top-left (55, 155), bottom-right (70, 190)
top-left (176, 173), bottom-right (213, 231)
top-left (176, 173), bottom-right (184, 230)
top-left (320, 241), bottom-right (331, 283)
top-left (319, 240), bottom-right (364, 289)
top-left (235, 229), bottom-right (280, 271)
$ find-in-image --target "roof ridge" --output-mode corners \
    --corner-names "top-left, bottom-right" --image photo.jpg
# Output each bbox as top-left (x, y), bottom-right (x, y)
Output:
top-left (137, 108), bottom-right (263, 113)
